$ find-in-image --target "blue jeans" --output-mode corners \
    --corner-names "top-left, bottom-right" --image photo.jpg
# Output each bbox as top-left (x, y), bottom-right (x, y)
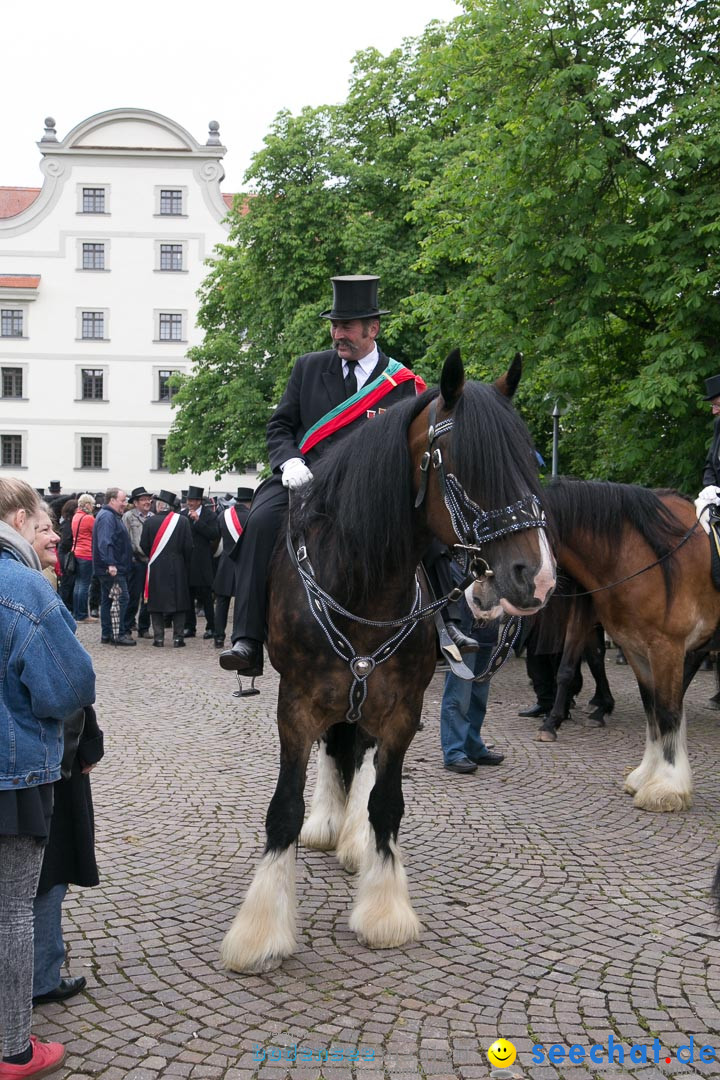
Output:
top-left (33, 884), bottom-right (67, 996)
top-left (440, 645), bottom-right (494, 764)
top-left (72, 557), bottom-right (93, 621)
top-left (98, 572), bottom-right (129, 640)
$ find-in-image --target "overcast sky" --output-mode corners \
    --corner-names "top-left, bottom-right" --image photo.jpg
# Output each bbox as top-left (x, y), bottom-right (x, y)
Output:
top-left (1, 0), bottom-right (461, 194)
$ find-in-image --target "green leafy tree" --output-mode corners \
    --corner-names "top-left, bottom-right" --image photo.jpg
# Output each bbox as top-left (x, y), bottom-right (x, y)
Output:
top-left (409, 0), bottom-right (720, 490)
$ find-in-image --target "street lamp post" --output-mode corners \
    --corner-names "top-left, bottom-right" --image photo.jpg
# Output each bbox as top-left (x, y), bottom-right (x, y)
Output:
top-left (551, 402), bottom-right (561, 478)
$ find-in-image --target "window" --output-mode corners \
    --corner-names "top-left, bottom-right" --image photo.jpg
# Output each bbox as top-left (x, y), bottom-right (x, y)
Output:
top-left (82, 243), bottom-right (105, 270)
top-left (80, 437), bottom-right (103, 468)
top-left (158, 369), bottom-right (179, 401)
top-left (82, 188), bottom-right (105, 213)
top-left (157, 439), bottom-right (167, 469)
top-left (159, 189), bottom-right (183, 215)
top-left (160, 243), bottom-right (183, 271)
top-left (1, 435), bottom-right (22, 466)
top-left (82, 369), bottom-right (104, 400)
top-left (1, 309), bottom-right (23, 337)
top-left (158, 313), bottom-right (183, 341)
top-left (2, 368), bottom-right (23, 398)
top-left (81, 311), bottom-right (105, 339)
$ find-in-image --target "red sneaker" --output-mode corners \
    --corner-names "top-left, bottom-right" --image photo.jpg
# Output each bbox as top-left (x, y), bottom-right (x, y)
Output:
top-left (0, 1037), bottom-right (66, 1079)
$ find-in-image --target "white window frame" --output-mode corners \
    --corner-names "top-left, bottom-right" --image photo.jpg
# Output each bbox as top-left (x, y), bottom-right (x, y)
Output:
top-left (153, 364), bottom-right (186, 402)
top-left (76, 308), bottom-right (109, 341)
top-left (151, 434), bottom-right (170, 471)
top-left (1, 363), bottom-right (29, 400)
top-left (0, 304), bottom-right (29, 339)
top-left (77, 239), bottom-right (111, 272)
top-left (153, 310), bottom-right (187, 343)
top-left (154, 239), bottom-right (187, 272)
top-left (75, 365), bottom-right (109, 402)
top-left (75, 433), bottom-right (108, 471)
top-left (154, 185), bottom-right (187, 217)
top-left (76, 184), bottom-right (111, 215)
top-left (0, 430), bottom-right (27, 468)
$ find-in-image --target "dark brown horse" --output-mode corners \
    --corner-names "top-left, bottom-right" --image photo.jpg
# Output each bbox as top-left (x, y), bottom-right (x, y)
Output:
top-left (531, 478), bottom-right (719, 812)
top-left (220, 351), bottom-right (556, 972)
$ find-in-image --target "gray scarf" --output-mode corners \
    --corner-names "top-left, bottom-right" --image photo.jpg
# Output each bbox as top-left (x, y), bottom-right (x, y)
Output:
top-left (0, 519), bottom-right (42, 571)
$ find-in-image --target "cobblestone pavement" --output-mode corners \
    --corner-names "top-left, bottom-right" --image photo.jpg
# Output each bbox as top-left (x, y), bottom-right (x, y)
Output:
top-left (33, 620), bottom-right (720, 1080)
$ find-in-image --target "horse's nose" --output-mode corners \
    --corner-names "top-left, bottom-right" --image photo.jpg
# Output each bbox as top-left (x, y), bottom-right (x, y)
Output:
top-left (511, 556), bottom-right (556, 605)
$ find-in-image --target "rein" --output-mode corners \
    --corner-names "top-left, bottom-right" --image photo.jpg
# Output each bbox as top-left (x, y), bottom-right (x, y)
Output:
top-left (558, 515), bottom-right (704, 598)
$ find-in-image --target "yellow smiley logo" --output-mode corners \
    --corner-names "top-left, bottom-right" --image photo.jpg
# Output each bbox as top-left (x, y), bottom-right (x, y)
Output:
top-left (487, 1039), bottom-right (517, 1068)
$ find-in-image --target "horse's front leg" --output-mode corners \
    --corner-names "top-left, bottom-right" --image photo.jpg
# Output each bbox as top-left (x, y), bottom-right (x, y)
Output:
top-left (585, 625), bottom-right (615, 725)
top-left (623, 648), bottom-right (692, 812)
top-left (221, 687), bottom-right (317, 972)
top-left (348, 718), bottom-right (421, 949)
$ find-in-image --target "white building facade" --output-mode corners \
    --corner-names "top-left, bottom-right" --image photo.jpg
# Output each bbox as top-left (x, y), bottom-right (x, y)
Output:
top-left (0, 108), bottom-right (252, 499)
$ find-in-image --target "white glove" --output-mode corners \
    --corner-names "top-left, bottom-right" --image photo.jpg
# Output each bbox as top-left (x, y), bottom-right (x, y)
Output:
top-left (694, 485), bottom-right (720, 534)
top-left (281, 457), bottom-right (313, 490)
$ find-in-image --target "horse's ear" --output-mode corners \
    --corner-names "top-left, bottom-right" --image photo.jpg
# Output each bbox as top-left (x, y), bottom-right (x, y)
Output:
top-left (439, 349), bottom-right (465, 409)
top-left (495, 352), bottom-right (523, 399)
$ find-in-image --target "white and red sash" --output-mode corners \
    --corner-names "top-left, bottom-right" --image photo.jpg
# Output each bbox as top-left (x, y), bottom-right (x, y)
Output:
top-left (144, 512), bottom-right (180, 601)
top-left (224, 505), bottom-right (244, 545)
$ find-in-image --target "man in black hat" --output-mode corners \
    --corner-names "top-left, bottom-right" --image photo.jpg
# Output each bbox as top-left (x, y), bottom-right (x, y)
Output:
top-left (212, 487), bottom-right (254, 648)
top-left (220, 275), bottom-right (424, 676)
top-left (122, 487), bottom-right (153, 638)
top-left (702, 374), bottom-right (720, 489)
top-left (140, 490), bottom-right (194, 647)
top-left (181, 485), bottom-right (220, 638)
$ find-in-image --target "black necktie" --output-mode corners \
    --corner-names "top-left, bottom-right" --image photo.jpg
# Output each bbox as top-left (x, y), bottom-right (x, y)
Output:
top-left (344, 360), bottom-right (358, 398)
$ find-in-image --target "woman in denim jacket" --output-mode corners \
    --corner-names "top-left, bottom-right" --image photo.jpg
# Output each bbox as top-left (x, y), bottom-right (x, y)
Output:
top-left (0, 479), bottom-right (96, 1080)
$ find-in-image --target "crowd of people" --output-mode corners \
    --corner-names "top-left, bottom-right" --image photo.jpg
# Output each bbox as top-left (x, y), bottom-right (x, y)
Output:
top-left (48, 485), bottom-right (254, 650)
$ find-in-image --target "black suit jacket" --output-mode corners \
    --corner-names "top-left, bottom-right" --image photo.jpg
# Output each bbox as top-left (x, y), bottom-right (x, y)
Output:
top-left (266, 348), bottom-right (419, 471)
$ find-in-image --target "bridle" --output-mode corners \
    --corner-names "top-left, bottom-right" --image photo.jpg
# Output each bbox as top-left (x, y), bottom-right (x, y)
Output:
top-left (414, 397), bottom-right (548, 575)
top-left (288, 395), bottom-right (549, 723)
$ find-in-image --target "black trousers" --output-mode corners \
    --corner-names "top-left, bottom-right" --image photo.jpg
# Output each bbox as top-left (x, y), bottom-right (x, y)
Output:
top-left (231, 475), bottom-right (287, 643)
top-left (185, 586), bottom-right (214, 633)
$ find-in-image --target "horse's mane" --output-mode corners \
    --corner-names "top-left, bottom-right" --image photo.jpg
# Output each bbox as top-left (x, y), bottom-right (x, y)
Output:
top-left (291, 381), bottom-right (542, 600)
top-left (543, 477), bottom-right (690, 598)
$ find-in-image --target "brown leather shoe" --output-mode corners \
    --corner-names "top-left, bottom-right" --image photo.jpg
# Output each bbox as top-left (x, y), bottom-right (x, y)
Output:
top-left (219, 639), bottom-right (263, 676)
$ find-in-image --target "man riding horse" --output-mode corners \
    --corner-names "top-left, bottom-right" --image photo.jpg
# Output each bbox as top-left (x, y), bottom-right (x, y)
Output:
top-left (219, 275), bottom-right (427, 678)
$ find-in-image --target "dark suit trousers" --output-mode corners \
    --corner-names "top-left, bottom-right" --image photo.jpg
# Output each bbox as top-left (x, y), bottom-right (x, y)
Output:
top-left (231, 475), bottom-right (288, 643)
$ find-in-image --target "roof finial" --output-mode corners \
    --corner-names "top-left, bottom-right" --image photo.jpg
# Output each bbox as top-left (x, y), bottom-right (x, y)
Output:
top-left (41, 117), bottom-right (58, 142)
top-left (207, 120), bottom-right (221, 146)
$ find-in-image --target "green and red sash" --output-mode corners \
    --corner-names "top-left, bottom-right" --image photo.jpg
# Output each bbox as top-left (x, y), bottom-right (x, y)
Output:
top-left (299, 359), bottom-right (426, 456)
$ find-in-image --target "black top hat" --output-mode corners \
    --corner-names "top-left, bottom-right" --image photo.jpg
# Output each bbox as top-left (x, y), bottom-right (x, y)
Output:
top-left (186, 485), bottom-right (204, 500)
top-left (157, 489), bottom-right (178, 508)
top-left (129, 486), bottom-right (152, 501)
top-left (704, 374), bottom-right (720, 400)
top-left (319, 275), bottom-right (390, 320)
top-left (236, 487), bottom-right (254, 502)
top-left (48, 481), bottom-right (61, 494)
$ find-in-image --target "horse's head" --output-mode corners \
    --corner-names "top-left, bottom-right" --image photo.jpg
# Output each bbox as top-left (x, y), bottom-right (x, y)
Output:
top-left (410, 349), bottom-right (556, 618)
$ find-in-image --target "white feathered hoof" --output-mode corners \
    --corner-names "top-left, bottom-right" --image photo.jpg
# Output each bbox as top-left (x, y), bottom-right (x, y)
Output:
top-left (349, 842), bottom-right (421, 949)
top-left (632, 782), bottom-right (693, 813)
top-left (335, 819), bottom-right (370, 873)
top-left (300, 808), bottom-right (343, 851)
top-left (299, 742), bottom-right (347, 850)
top-left (220, 849), bottom-right (297, 973)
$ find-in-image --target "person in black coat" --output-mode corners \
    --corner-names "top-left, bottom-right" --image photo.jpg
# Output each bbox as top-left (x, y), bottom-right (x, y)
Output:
top-left (140, 489), bottom-right (194, 647)
top-left (219, 275), bottom-right (424, 677)
top-left (702, 373), bottom-right (720, 487)
top-left (32, 706), bottom-right (104, 1005)
top-left (212, 489), bottom-right (253, 648)
top-left (181, 486), bottom-right (220, 639)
